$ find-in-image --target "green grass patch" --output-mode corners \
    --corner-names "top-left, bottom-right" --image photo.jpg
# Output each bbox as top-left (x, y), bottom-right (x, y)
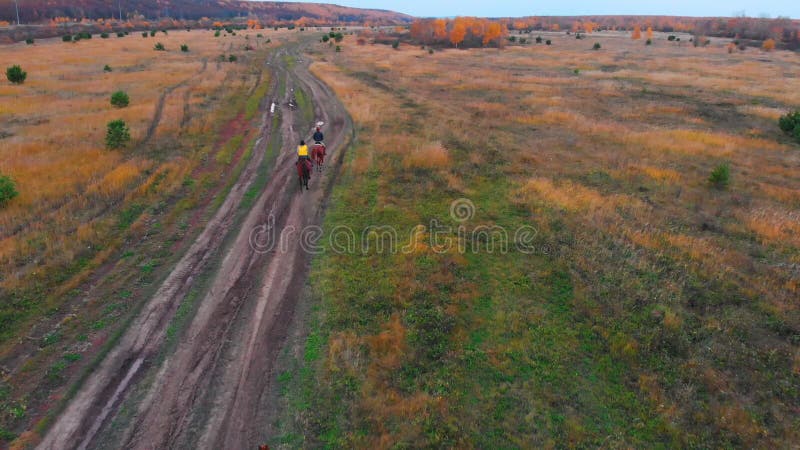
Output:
top-left (215, 135), bottom-right (244, 165)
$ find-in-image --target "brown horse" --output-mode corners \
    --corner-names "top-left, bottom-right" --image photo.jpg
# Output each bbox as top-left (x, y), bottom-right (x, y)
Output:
top-left (296, 158), bottom-right (312, 190)
top-left (311, 142), bottom-right (326, 172)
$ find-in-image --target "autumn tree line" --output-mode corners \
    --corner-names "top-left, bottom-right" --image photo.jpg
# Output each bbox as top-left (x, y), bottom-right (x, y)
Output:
top-left (408, 15), bottom-right (800, 50)
top-left (410, 18), bottom-right (509, 48)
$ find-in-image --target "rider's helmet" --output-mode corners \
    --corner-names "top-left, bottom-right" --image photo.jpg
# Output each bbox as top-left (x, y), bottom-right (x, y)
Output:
top-left (300, 140), bottom-right (305, 145)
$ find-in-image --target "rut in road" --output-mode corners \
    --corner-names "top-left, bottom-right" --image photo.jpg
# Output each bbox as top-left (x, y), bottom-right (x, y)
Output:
top-left (36, 44), bottom-right (353, 450)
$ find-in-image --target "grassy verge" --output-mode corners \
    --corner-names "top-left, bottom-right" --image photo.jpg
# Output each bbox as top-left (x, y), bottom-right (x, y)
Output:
top-left (272, 37), bottom-right (800, 448)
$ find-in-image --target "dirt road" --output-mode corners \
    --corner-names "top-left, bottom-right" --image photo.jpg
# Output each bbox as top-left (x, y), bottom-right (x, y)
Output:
top-left (37, 42), bottom-right (352, 450)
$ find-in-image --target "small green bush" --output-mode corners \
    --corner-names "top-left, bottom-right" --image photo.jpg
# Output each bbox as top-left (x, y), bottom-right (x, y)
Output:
top-left (428, 48), bottom-right (434, 54)
top-left (709, 163), bottom-right (731, 189)
top-left (180, 44), bottom-right (189, 52)
top-left (646, 38), bottom-right (653, 45)
top-left (154, 42), bottom-right (165, 51)
top-left (334, 32), bottom-right (344, 43)
top-left (106, 119), bottom-right (130, 149)
top-left (322, 35), bottom-right (329, 42)
top-left (25, 38), bottom-right (34, 44)
top-left (110, 90), bottom-right (130, 108)
top-left (150, 30), bottom-right (156, 37)
top-left (214, 30), bottom-right (220, 37)
top-left (100, 32), bottom-right (109, 38)
top-left (117, 32), bottom-right (125, 37)
top-left (228, 54), bottom-right (237, 62)
top-left (0, 174), bottom-right (18, 206)
top-left (392, 39), bottom-right (400, 49)
top-left (778, 110), bottom-right (800, 143)
top-left (593, 42), bottom-right (601, 50)
top-left (142, 32), bottom-right (148, 37)
top-left (335, 45), bottom-right (341, 52)
top-left (536, 36), bottom-right (543, 43)
top-left (62, 35), bottom-right (72, 42)
top-left (6, 65), bottom-right (26, 84)
top-left (103, 64), bottom-right (112, 72)
top-left (545, 39), bottom-right (552, 45)
top-left (668, 35), bottom-right (676, 41)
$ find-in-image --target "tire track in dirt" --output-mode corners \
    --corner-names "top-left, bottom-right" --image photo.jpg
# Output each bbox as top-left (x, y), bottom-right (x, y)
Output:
top-left (37, 41), bottom-right (354, 449)
top-left (141, 58), bottom-right (208, 145)
top-left (35, 51), bottom-right (280, 450)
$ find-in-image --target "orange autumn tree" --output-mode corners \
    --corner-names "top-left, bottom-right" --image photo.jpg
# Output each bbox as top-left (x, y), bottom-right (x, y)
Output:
top-left (483, 22), bottom-right (506, 47)
top-left (646, 26), bottom-right (654, 39)
top-left (432, 18), bottom-right (447, 40)
top-left (450, 19), bottom-right (467, 47)
top-left (762, 38), bottom-right (776, 51)
top-left (632, 25), bottom-right (642, 39)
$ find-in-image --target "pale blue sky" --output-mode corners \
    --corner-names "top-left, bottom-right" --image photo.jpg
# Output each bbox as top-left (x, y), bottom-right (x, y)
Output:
top-left (285, 0), bottom-right (798, 19)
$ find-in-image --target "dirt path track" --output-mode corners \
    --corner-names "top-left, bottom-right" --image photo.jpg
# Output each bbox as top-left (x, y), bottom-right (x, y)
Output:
top-left (37, 42), bottom-right (352, 450)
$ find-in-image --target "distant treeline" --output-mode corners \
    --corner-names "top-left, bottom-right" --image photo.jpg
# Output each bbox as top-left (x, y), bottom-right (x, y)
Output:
top-left (404, 16), bottom-right (799, 50)
top-left (0, 0), bottom-right (411, 25)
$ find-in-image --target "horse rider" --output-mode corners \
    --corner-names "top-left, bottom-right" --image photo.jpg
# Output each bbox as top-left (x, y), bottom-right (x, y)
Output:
top-left (312, 127), bottom-right (324, 145)
top-left (297, 139), bottom-right (310, 162)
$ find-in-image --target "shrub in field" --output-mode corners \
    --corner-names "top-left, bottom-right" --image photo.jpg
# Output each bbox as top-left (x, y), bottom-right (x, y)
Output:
top-left (228, 54), bottom-right (237, 62)
top-left (103, 64), bottom-right (112, 72)
top-left (142, 32), bottom-right (148, 37)
top-left (6, 65), bottom-right (26, 84)
top-left (668, 35), bottom-right (676, 41)
top-left (0, 174), bottom-right (18, 206)
top-left (545, 39), bottom-right (552, 45)
top-left (536, 36), bottom-right (542, 43)
top-left (110, 91), bottom-right (129, 108)
top-left (62, 35), bottom-right (72, 42)
top-left (762, 39), bottom-right (776, 51)
top-left (778, 110), bottom-right (800, 143)
top-left (709, 163), bottom-right (731, 189)
top-left (646, 39), bottom-right (652, 45)
top-left (106, 119), bottom-right (130, 149)
top-left (214, 30), bottom-right (220, 37)
top-left (154, 42), bottom-right (165, 51)
top-left (322, 35), bottom-right (329, 42)
top-left (117, 32), bottom-right (125, 37)
top-left (181, 44), bottom-right (189, 52)
top-left (392, 39), bottom-right (400, 49)
top-left (149, 30), bottom-right (156, 37)
top-left (334, 32), bottom-right (344, 42)
top-left (336, 45), bottom-right (341, 52)
top-left (25, 38), bottom-right (34, 44)
top-left (100, 32), bottom-right (109, 38)
top-left (593, 42), bottom-right (601, 50)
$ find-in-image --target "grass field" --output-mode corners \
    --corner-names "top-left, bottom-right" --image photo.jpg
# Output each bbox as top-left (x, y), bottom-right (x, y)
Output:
top-left (0, 27), bottom-right (282, 445)
top-left (273, 31), bottom-right (800, 447)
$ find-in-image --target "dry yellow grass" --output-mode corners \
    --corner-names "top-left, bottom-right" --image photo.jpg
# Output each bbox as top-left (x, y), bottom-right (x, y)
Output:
top-left (0, 28), bottom-right (273, 290)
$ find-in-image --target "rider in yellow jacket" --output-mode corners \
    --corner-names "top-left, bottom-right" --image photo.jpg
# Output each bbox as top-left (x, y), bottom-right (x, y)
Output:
top-left (297, 140), bottom-right (310, 161)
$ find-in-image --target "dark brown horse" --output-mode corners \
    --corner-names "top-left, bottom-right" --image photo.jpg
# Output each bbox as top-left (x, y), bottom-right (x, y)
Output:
top-left (296, 158), bottom-right (312, 190)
